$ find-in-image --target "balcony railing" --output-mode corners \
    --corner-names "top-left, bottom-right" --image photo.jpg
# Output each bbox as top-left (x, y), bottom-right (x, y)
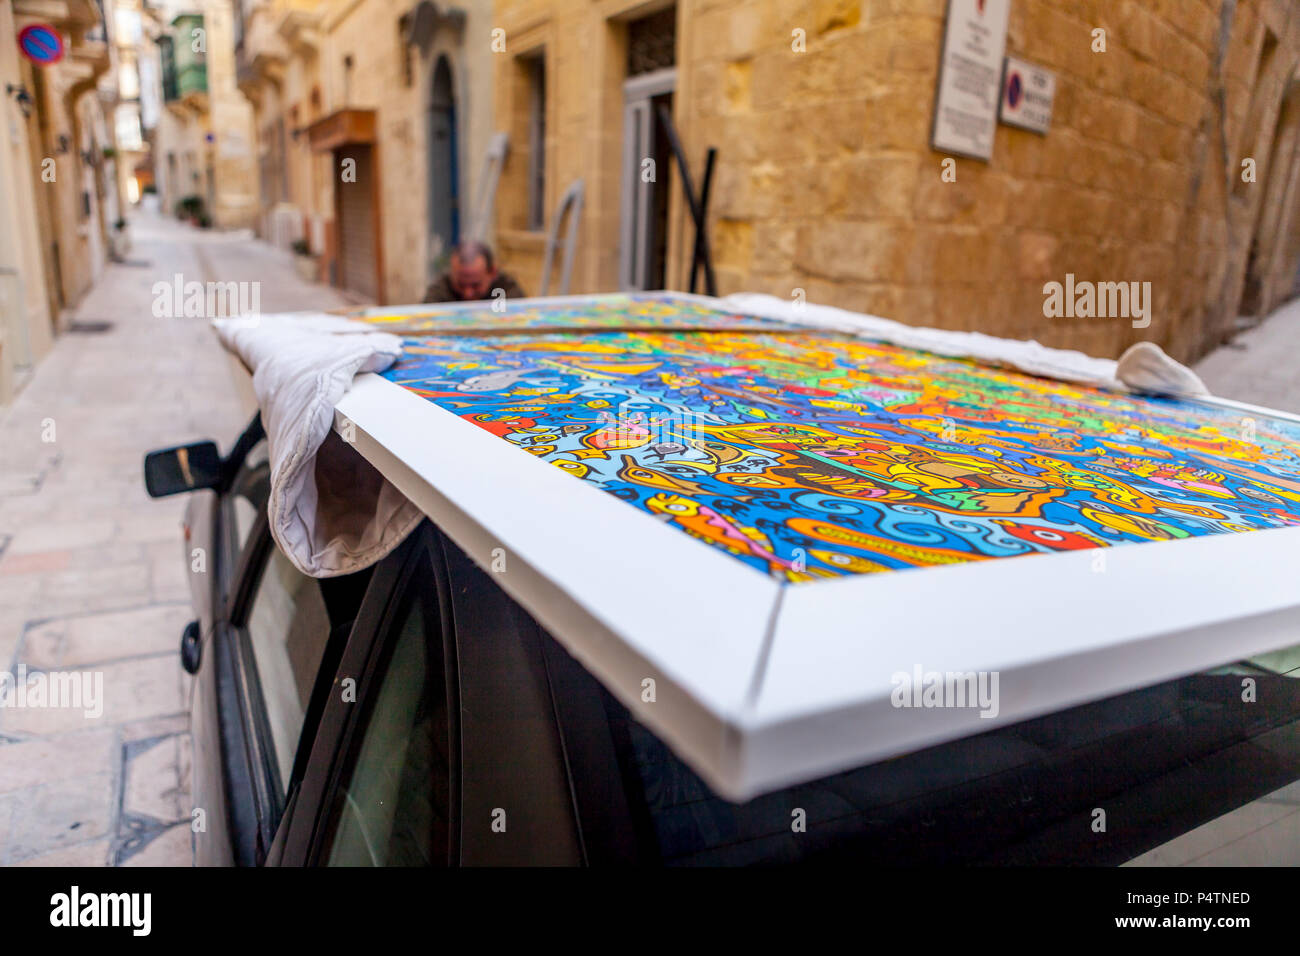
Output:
top-left (158, 35), bottom-right (178, 102)
top-left (169, 14), bottom-right (207, 102)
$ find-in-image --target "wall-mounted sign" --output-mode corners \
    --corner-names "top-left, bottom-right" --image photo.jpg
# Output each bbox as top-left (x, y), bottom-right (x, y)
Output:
top-left (930, 0), bottom-right (1010, 161)
top-left (17, 24), bottom-right (64, 66)
top-left (1000, 56), bottom-right (1056, 134)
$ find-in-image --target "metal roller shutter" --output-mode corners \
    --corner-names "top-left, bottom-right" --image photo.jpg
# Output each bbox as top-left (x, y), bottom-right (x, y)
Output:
top-left (337, 145), bottom-right (377, 300)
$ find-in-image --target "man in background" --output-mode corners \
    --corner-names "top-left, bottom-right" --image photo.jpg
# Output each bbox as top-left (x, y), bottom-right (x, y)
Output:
top-left (422, 240), bottom-right (527, 304)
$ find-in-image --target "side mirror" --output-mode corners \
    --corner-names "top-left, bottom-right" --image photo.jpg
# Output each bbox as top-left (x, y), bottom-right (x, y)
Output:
top-left (144, 441), bottom-right (224, 497)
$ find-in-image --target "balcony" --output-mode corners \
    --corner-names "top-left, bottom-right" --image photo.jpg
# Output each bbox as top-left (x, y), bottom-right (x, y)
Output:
top-left (276, 5), bottom-right (322, 58)
top-left (13, 0), bottom-right (101, 29)
top-left (158, 35), bottom-right (177, 101)
top-left (236, 1), bottom-right (288, 101)
top-left (169, 13), bottom-right (208, 112)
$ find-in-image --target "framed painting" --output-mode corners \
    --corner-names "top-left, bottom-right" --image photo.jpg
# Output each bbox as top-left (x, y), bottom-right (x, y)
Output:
top-left (336, 292), bottom-right (1300, 799)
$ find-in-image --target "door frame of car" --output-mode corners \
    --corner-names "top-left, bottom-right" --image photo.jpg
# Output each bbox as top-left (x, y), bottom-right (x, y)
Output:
top-left (268, 524), bottom-right (453, 865)
top-left (266, 519), bottom-right (625, 866)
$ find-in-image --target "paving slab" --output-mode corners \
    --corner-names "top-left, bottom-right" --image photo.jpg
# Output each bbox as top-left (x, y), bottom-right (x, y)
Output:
top-left (0, 208), bottom-right (349, 865)
top-left (14, 839), bottom-right (112, 867)
top-left (4, 773), bottom-right (116, 864)
top-left (20, 604), bottom-right (191, 669)
top-left (120, 823), bottom-right (193, 867)
top-left (123, 734), bottom-right (188, 825)
top-left (0, 730), bottom-right (118, 794)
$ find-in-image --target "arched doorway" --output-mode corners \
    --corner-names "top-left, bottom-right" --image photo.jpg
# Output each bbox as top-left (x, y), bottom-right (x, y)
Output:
top-left (427, 55), bottom-right (460, 271)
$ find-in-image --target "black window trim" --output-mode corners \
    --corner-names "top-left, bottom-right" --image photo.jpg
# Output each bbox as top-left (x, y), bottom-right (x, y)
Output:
top-left (213, 508), bottom-right (291, 863)
top-left (217, 432), bottom-right (270, 618)
top-left (216, 470), bottom-right (327, 865)
top-left (538, 629), bottom-right (644, 866)
top-left (211, 617), bottom-right (265, 867)
top-left (223, 484), bottom-right (273, 627)
top-left (213, 616), bottom-right (285, 864)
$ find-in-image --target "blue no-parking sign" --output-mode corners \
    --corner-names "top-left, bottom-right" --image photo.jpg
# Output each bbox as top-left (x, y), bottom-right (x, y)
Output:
top-left (18, 24), bottom-right (64, 66)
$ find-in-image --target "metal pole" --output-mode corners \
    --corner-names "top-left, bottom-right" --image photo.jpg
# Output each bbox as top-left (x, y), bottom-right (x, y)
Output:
top-left (655, 102), bottom-right (716, 297)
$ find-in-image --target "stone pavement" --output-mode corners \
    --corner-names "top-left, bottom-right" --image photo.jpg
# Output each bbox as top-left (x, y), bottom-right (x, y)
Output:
top-left (1193, 296), bottom-right (1300, 416)
top-left (0, 207), bottom-right (349, 866)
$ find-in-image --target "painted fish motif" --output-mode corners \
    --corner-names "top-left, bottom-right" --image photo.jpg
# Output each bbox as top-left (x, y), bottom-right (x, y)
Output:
top-left (993, 521), bottom-right (1106, 550)
top-left (646, 494), bottom-right (799, 577)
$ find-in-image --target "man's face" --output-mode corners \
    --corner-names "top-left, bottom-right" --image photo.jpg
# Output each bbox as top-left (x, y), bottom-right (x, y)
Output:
top-left (449, 253), bottom-right (498, 300)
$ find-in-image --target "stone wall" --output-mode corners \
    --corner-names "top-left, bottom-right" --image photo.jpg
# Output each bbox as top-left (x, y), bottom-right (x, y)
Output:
top-left (240, 0), bottom-right (498, 304)
top-left (204, 0), bottom-right (260, 228)
top-left (495, 0), bottom-right (1300, 363)
top-left (0, 0), bottom-right (56, 396)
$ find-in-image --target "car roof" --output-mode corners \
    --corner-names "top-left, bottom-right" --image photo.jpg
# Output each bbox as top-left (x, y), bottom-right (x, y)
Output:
top-left (331, 291), bottom-right (1300, 800)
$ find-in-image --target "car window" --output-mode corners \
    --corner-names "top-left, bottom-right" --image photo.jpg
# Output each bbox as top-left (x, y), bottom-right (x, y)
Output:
top-left (439, 534), bottom-right (583, 866)
top-left (230, 439), bottom-right (269, 556)
top-left (323, 583), bottom-right (452, 866)
top-left (245, 545), bottom-right (332, 792)
top-left (307, 526), bottom-right (583, 867)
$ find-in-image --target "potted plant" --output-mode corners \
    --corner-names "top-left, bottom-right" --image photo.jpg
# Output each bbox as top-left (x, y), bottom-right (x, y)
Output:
top-left (176, 195), bottom-right (204, 226)
top-left (291, 238), bottom-right (318, 282)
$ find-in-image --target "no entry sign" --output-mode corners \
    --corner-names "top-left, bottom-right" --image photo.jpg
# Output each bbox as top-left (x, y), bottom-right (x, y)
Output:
top-left (18, 24), bottom-right (64, 65)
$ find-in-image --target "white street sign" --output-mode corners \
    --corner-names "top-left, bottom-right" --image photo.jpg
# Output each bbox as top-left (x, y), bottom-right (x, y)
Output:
top-left (930, 0), bottom-right (1011, 161)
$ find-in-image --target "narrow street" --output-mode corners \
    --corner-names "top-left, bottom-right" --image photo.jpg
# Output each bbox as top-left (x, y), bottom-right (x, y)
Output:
top-left (0, 207), bottom-right (348, 865)
top-left (2, 206), bottom-right (1299, 867)
top-left (1194, 297), bottom-right (1300, 415)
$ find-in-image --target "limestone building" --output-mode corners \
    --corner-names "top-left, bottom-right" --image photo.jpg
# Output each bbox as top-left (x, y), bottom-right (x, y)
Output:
top-left (148, 0), bottom-right (259, 228)
top-left (233, 0), bottom-right (498, 304)
top-left (112, 0), bottom-right (152, 206)
top-left (1, 0), bottom-right (126, 401)
top-left (489, 0), bottom-right (1300, 363)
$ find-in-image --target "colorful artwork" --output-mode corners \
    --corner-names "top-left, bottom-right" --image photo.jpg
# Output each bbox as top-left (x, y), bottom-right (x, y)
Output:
top-left (356, 293), bottom-right (803, 333)
top-left (380, 297), bottom-right (1300, 584)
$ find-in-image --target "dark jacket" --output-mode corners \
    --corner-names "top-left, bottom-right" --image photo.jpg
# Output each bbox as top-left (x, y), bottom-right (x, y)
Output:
top-left (421, 271), bottom-right (528, 304)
